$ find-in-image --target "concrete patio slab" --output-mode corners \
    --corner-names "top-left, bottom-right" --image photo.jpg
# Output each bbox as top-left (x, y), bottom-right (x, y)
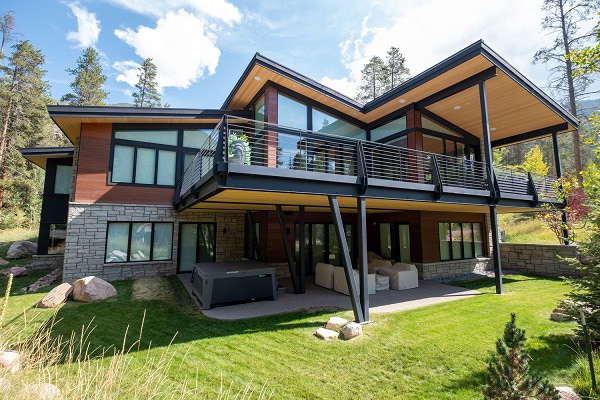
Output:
top-left (177, 273), bottom-right (480, 320)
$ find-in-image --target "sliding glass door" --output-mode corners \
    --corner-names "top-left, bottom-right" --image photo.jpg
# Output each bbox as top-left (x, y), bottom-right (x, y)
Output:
top-left (178, 223), bottom-right (216, 272)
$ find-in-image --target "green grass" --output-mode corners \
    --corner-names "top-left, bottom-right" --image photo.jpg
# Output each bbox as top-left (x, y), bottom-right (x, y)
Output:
top-left (0, 272), bottom-right (588, 399)
top-left (499, 215), bottom-right (560, 244)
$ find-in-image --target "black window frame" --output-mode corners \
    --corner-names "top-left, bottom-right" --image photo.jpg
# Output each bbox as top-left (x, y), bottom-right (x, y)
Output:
top-left (438, 221), bottom-right (484, 261)
top-left (108, 124), bottom-right (216, 188)
top-left (294, 222), bottom-right (354, 274)
top-left (104, 221), bottom-right (174, 264)
top-left (177, 222), bottom-right (217, 272)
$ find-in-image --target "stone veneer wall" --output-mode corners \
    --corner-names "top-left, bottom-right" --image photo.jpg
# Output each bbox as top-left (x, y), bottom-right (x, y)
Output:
top-left (31, 254), bottom-right (64, 270)
top-left (500, 243), bottom-right (579, 277)
top-left (414, 258), bottom-right (491, 280)
top-left (63, 202), bottom-right (245, 282)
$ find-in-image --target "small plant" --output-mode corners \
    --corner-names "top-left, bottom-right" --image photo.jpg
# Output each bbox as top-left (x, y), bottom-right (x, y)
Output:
top-left (482, 313), bottom-right (559, 400)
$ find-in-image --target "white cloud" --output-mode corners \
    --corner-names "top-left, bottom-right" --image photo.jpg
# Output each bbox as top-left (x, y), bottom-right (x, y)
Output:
top-left (320, 0), bottom-right (562, 98)
top-left (113, 9), bottom-right (221, 90)
top-left (65, 2), bottom-right (101, 48)
top-left (103, 0), bottom-right (241, 25)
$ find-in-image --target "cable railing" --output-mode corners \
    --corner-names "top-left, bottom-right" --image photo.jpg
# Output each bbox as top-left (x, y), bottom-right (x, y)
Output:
top-left (176, 115), bottom-right (561, 204)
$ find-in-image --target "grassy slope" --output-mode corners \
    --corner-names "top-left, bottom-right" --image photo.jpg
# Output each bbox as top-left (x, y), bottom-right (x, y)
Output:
top-left (1, 273), bottom-right (579, 399)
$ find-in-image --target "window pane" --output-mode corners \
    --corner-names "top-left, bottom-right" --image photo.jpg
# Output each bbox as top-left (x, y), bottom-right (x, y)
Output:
top-left (112, 145), bottom-right (134, 183)
top-left (312, 108), bottom-right (365, 139)
top-left (462, 223), bottom-right (473, 258)
top-left (184, 153), bottom-right (196, 171)
top-left (312, 224), bottom-right (326, 267)
top-left (130, 222), bottom-right (151, 261)
top-left (115, 130), bottom-right (178, 146)
top-left (439, 223), bottom-right (450, 261)
top-left (380, 223), bottom-right (392, 259)
top-left (328, 224), bottom-right (340, 265)
top-left (106, 222), bottom-right (130, 263)
top-left (157, 150), bottom-right (176, 186)
top-left (54, 165), bottom-right (72, 194)
top-left (277, 132), bottom-right (301, 169)
top-left (277, 94), bottom-right (307, 130)
top-left (398, 224), bottom-right (411, 263)
top-left (371, 117), bottom-right (406, 141)
top-left (198, 223), bottom-right (216, 262)
top-left (179, 223), bottom-right (198, 272)
top-left (254, 95), bottom-right (265, 122)
top-left (152, 223), bottom-right (173, 260)
top-left (48, 224), bottom-right (67, 254)
top-left (451, 222), bottom-right (462, 260)
top-left (135, 148), bottom-right (156, 184)
top-left (183, 129), bottom-right (211, 149)
top-left (474, 223), bottom-right (484, 257)
top-left (423, 135), bottom-right (444, 154)
top-left (421, 116), bottom-right (461, 137)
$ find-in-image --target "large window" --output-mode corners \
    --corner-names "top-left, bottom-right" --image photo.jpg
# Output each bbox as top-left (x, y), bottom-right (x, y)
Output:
top-left (111, 127), bottom-right (213, 187)
top-left (439, 222), bottom-right (483, 261)
top-left (294, 223), bottom-right (353, 274)
top-left (178, 223), bottom-right (216, 272)
top-left (312, 108), bottom-right (365, 139)
top-left (54, 165), bottom-right (72, 194)
top-left (105, 222), bottom-right (173, 263)
top-left (371, 117), bottom-right (407, 142)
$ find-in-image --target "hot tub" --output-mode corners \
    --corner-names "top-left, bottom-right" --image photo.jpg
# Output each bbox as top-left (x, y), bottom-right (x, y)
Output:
top-left (191, 261), bottom-right (278, 309)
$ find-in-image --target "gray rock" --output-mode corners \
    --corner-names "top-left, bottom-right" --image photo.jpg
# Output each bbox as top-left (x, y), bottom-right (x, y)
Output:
top-left (316, 327), bottom-right (339, 340)
top-left (22, 383), bottom-right (62, 400)
top-left (72, 276), bottom-right (117, 303)
top-left (20, 268), bottom-right (62, 294)
top-left (6, 241), bottom-right (37, 259)
top-left (0, 266), bottom-right (28, 277)
top-left (551, 312), bottom-right (570, 322)
top-left (37, 283), bottom-right (73, 308)
top-left (557, 386), bottom-right (581, 400)
top-left (325, 316), bottom-right (348, 332)
top-left (0, 258), bottom-right (8, 266)
top-left (0, 351), bottom-right (20, 374)
top-left (341, 322), bottom-right (363, 340)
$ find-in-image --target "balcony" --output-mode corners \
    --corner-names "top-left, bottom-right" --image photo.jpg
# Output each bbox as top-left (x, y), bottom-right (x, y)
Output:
top-left (174, 116), bottom-right (560, 212)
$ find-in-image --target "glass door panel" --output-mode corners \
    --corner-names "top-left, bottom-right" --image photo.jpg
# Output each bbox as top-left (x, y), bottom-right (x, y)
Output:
top-left (380, 223), bottom-right (392, 259)
top-left (311, 224), bottom-right (326, 270)
top-left (179, 223), bottom-right (198, 272)
top-left (398, 224), bottom-right (411, 263)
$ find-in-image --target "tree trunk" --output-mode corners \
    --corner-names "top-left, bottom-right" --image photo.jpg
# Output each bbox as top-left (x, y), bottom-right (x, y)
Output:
top-left (0, 95), bottom-right (13, 169)
top-left (560, 0), bottom-right (583, 183)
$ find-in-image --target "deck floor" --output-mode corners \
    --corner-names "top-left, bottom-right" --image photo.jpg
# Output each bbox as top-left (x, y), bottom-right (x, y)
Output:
top-left (177, 273), bottom-right (480, 320)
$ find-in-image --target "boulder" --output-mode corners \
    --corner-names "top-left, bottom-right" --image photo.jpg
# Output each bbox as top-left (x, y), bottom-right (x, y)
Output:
top-left (72, 276), bottom-right (117, 303)
top-left (315, 328), bottom-right (339, 340)
top-left (0, 258), bottom-right (8, 266)
top-left (557, 386), bottom-right (581, 400)
top-left (0, 350), bottom-right (20, 374)
top-left (37, 283), bottom-right (73, 308)
top-left (22, 383), bottom-right (62, 400)
top-left (6, 241), bottom-right (37, 259)
top-left (0, 266), bottom-right (28, 277)
top-left (325, 316), bottom-right (348, 332)
top-left (551, 312), bottom-right (570, 322)
top-left (340, 322), bottom-right (363, 340)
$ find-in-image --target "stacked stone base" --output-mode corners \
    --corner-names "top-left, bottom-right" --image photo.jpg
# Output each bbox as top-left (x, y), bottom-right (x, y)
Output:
top-left (31, 254), bottom-right (64, 270)
top-left (500, 243), bottom-right (579, 277)
top-left (415, 258), bottom-right (491, 280)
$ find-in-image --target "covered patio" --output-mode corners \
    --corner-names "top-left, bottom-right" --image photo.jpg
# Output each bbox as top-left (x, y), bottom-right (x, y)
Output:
top-left (178, 273), bottom-right (480, 320)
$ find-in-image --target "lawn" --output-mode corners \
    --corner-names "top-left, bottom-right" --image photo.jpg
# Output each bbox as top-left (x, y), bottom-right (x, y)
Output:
top-left (0, 269), bottom-right (586, 399)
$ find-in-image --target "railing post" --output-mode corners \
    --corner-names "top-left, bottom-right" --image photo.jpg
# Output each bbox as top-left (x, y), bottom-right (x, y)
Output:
top-left (430, 155), bottom-right (443, 200)
top-left (357, 141), bottom-right (368, 194)
top-left (527, 172), bottom-right (539, 206)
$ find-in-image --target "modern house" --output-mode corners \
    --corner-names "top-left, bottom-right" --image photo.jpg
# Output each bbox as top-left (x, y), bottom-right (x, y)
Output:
top-left (21, 40), bottom-right (577, 321)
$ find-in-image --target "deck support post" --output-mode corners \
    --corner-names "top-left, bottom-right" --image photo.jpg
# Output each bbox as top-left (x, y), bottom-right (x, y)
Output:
top-left (357, 197), bottom-right (369, 322)
top-left (246, 211), bottom-right (262, 261)
top-left (276, 205), bottom-right (300, 294)
top-left (480, 80), bottom-right (503, 295)
top-left (328, 195), bottom-right (364, 323)
top-left (552, 132), bottom-right (569, 245)
top-left (298, 205), bottom-right (306, 294)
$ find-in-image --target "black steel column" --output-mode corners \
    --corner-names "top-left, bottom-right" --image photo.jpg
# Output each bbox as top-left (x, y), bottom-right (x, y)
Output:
top-left (479, 80), bottom-right (503, 295)
top-left (552, 132), bottom-right (570, 245)
top-left (328, 195), bottom-right (364, 323)
top-left (357, 197), bottom-right (369, 322)
top-left (276, 205), bottom-right (300, 294)
top-left (298, 205), bottom-right (306, 294)
top-left (246, 211), bottom-right (262, 260)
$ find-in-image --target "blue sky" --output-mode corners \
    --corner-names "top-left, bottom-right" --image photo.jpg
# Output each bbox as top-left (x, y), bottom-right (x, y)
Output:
top-left (3, 0), bottom-right (595, 109)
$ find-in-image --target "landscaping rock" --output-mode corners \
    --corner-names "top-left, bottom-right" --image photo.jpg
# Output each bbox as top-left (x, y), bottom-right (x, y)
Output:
top-left (6, 241), bottom-right (37, 259)
top-left (0, 258), bottom-right (8, 266)
top-left (20, 268), bottom-right (62, 294)
top-left (0, 266), bottom-right (28, 277)
top-left (37, 283), bottom-right (73, 308)
top-left (22, 383), bottom-right (62, 400)
top-left (340, 322), bottom-right (363, 340)
top-left (325, 316), bottom-right (348, 332)
top-left (0, 351), bottom-right (20, 374)
top-left (557, 386), bottom-right (581, 400)
top-left (551, 312), bottom-right (570, 322)
top-left (72, 276), bottom-right (117, 302)
top-left (316, 327), bottom-right (339, 340)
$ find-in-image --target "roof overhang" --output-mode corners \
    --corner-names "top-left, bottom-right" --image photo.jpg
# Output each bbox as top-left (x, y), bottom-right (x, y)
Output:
top-left (48, 106), bottom-right (252, 144)
top-left (223, 40), bottom-right (578, 146)
top-left (19, 147), bottom-right (74, 169)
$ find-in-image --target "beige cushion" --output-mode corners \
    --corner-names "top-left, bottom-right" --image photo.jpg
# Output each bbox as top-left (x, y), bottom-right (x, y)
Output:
top-left (333, 267), bottom-right (376, 295)
top-left (367, 251), bottom-right (383, 263)
top-left (378, 264), bottom-right (418, 290)
top-left (368, 259), bottom-right (393, 274)
top-left (375, 274), bottom-right (389, 291)
top-left (315, 263), bottom-right (336, 289)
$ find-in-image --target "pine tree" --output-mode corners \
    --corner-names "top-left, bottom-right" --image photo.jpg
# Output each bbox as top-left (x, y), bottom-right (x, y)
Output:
top-left (61, 47), bottom-right (108, 106)
top-left (384, 46), bottom-right (410, 92)
top-left (482, 313), bottom-right (559, 400)
top-left (356, 56), bottom-right (387, 103)
top-left (0, 11), bottom-right (16, 61)
top-left (132, 58), bottom-right (161, 108)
